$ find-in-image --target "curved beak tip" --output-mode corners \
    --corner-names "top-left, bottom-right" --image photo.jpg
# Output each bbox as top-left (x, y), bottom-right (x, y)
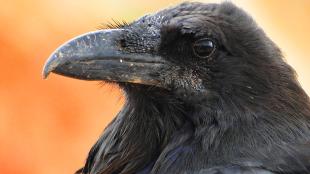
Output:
top-left (42, 69), bottom-right (50, 79)
top-left (42, 54), bottom-right (59, 79)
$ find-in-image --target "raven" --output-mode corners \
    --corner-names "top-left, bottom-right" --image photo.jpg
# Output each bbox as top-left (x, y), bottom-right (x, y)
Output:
top-left (43, 2), bottom-right (310, 174)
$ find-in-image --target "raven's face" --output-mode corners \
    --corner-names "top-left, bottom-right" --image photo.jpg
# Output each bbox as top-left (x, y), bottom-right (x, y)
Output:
top-left (43, 2), bottom-right (281, 100)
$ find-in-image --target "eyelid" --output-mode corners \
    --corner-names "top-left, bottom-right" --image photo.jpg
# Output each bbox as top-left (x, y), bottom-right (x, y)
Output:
top-left (194, 37), bottom-right (216, 44)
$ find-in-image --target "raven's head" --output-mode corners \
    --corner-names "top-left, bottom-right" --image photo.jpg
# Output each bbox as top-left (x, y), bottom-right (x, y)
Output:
top-left (43, 2), bottom-right (298, 104)
top-left (43, 2), bottom-right (310, 174)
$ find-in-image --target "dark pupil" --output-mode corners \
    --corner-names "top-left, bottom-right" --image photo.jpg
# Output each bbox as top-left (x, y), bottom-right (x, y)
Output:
top-left (193, 39), bottom-right (215, 58)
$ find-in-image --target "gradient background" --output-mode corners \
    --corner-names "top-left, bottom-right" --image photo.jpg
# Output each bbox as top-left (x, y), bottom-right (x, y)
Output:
top-left (0, 0), bottom-right (309, 174)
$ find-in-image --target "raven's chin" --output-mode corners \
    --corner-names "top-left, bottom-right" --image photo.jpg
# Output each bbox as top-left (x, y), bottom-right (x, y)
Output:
top-left (115, 82), bottom-right (173, 99)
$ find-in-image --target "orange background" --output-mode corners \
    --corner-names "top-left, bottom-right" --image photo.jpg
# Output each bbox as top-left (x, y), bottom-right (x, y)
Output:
top-left (0, 0), bottom-right (309, 174)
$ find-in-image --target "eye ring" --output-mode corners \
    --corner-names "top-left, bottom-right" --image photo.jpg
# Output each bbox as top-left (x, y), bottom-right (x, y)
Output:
top-left (192, 38), bottom-right (216, 58)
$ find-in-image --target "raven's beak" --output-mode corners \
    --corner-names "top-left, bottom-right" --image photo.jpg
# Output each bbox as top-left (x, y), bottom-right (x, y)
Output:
top-left (43, 29), bottom-right (166, 87)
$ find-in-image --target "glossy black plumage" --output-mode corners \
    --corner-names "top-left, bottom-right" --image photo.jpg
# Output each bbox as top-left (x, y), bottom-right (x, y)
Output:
top-left (44, 2), bottom-right (310, 174)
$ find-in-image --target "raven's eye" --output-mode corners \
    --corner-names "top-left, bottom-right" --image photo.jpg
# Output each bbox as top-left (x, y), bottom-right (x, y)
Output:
top-left (192, 38), bottom-right (216, 58)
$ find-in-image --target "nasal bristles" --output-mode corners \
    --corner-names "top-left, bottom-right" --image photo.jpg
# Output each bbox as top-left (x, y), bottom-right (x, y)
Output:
top-left (98, 19), bottom-right (129, 30)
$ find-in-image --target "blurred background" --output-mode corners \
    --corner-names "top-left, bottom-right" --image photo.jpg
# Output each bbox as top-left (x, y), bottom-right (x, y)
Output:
top-left (0, 0), bottom-right (309, 173)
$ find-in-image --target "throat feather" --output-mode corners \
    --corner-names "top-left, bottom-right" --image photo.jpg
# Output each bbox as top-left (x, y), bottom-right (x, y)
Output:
top-left (82, 91), bottom-right (186, 174)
